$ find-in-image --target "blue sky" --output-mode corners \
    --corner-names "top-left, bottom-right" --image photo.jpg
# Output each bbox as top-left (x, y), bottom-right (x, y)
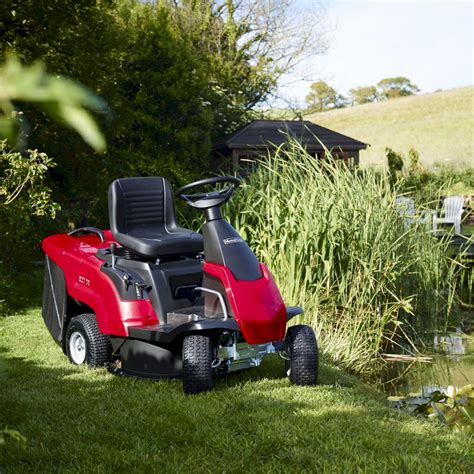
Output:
top-left (278, 0), bottom-right (473, 105)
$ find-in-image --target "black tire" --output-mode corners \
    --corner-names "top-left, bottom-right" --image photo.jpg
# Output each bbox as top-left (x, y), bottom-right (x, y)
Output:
top-left (65, 313), bottom-right (112, 367)
top-left (285, 324), bottom-right (318, 385)
top-left (182, 334), bottom-right (213, 395)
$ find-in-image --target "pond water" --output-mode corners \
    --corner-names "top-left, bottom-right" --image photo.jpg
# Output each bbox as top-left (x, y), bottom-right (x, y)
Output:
top-left (382, 317), bottom-right (473, 397)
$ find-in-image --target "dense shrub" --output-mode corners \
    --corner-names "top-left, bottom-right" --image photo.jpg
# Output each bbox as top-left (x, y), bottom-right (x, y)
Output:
top-left (1, 1), bottom-right (213, 227)
top-left (402, 167), bottom-right (474, 209)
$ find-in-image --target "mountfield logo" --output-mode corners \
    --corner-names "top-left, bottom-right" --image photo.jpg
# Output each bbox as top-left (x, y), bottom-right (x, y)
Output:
top-left (223, 237), bottom-right (244, 245)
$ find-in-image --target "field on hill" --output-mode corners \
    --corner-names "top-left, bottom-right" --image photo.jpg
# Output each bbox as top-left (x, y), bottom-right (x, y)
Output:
top-left (306, 86), bottom-right (474, 169)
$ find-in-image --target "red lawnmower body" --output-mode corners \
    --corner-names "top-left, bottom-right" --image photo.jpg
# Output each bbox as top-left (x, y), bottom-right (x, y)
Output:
top-left (203, 261), bottom-right (287, 344)
top-left (42, 231), bottom-right (287, 345)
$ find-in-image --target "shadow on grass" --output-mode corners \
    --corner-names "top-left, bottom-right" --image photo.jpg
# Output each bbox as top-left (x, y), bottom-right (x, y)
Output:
top-left (213, 353), bottom-right (358, 390)
top-left (0, 345), bottom-right (471, 472)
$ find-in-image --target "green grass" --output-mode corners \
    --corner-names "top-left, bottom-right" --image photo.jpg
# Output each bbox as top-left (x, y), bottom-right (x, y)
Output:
top-left (0, 309), bottom-right (472, 473)
top-left (306, 86), bottom-right (474, 170)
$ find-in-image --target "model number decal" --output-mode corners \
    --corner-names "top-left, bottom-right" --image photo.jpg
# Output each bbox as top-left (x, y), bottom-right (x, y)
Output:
top-left (78, 276), bottom-right (91, 286)
top-left (223, 237), bottom-right (244, 245)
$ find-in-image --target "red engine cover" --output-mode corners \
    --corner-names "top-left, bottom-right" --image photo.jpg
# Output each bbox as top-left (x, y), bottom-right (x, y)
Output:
top-left (203, 261), bottom-right (287, 344)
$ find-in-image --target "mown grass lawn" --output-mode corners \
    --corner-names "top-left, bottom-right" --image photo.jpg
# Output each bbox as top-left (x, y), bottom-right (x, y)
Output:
top-left (1, 309), bottom-right (472, 473)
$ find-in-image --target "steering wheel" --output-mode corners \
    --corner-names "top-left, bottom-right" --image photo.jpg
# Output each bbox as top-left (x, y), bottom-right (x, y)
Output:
top-left (175, 176), bottom-right (241, 209)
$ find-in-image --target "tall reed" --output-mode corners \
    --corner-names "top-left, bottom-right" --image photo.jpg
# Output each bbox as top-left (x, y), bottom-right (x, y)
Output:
top-left (224, 142), bottom-right (458, 376)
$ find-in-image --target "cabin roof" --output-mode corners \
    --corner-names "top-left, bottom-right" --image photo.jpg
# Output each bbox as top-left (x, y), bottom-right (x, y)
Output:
top-left (213, 120), bottom-right (368, 152)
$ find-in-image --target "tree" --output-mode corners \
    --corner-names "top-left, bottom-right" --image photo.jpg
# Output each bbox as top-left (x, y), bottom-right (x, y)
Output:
top-left (305, 81), bottom-right (345, 112)
top-left (170, 0), bottom-right (328, 135)
top-left (349, 86), bottom-right (378, 105)
top-left (0, 0), bottom-right (124, 228)
top-left (0, 0), bottom-right (328, 250)
top-left (377, 77), bottom-right (419, 99)
top-left (0, 1), bottom-right (214, 224)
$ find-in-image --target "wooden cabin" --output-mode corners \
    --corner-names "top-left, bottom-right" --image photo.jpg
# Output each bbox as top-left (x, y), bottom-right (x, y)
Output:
top-left (212, 120), bottom-right (368, 175)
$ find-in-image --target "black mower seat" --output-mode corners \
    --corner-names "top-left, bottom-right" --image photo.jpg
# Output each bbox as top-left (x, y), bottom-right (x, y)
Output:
top-left (108, 177), bottom-right (203, 258)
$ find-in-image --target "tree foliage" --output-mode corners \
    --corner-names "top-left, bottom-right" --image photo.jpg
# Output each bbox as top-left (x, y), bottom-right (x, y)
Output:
top-left (377, 77), bottom-right (419, 99)
top-left (170, 0), bottom-right (327, 136)
top-left (0, 0), bottom-right (327, 270)
top-left (0, 140), bottom-right (59, 269)
top-left (307, 76), bottom-right (420, 114)
top-left (385, 147), bottom-right (405, 185)
top-left (349, 86), bottom-right (378, 105)
top-left (305, 80), bottom-right (346, 113)
top-left (1, 1), bottom-right (216, 231)
top-left (1, 0), bottom-right (326, 222)
top-left (0, 52), bottom-right (108, 274)
top-left (0, 141), bottom-right (58, 215)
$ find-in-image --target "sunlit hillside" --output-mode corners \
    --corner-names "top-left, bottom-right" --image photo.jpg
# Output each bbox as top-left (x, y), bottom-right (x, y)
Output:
top-left (306, 86), bottom-right (474, 169)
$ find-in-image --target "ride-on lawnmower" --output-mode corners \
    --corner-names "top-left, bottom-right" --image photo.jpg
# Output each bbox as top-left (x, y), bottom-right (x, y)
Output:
top-left (42, 176), bottom-right (318, 394)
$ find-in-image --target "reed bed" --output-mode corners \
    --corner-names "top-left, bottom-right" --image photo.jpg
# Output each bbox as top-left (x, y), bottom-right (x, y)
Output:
top-left (224, 142), bottom-right (458, 377)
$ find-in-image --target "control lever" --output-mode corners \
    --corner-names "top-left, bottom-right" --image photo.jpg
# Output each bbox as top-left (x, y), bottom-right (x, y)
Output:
top-left (110, 242), bottom-right (117, 268)
top-left (135, 281), bottom-right (148, 299)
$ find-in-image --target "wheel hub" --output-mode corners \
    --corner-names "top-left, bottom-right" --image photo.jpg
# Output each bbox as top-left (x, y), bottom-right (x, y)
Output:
top-left (69, 331), bottom-right (87, 364)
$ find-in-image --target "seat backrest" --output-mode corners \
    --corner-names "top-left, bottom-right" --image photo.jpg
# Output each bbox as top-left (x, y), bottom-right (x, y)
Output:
top-left (442, 196), bottom-right (464, 218)
top-left (108, 177), bottom-right (178, 235)
top-left (395, 196), bottom-right (415, 216)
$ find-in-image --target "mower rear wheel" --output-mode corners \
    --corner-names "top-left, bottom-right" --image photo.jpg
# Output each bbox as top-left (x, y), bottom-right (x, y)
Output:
top-left (285, 324), bottom-right (318, 385)
top-left (65, 313), bottom-right (112, 367)
top-left (182, 334), bottom-right (213, 395)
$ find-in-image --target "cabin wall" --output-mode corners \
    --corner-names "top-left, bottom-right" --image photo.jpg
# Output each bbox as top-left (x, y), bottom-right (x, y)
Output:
top-left (213, 147), bottom-right (361, 175)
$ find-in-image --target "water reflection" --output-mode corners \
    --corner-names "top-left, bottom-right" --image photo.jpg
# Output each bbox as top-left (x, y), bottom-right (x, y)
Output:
top-left (383, 329), bottom-right (473, 397)
top-left (434, 330), bottom-right (466, 355)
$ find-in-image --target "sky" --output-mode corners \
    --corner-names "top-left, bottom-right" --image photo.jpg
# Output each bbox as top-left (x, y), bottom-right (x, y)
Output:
top-left (277, 0), bottom-right (473, 106)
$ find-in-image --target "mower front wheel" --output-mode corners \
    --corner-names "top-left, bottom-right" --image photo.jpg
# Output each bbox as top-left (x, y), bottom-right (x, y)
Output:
top-left (285, 324), bottom-right (318, 386)
top-left (182, 334), bottom-right (213, 395)
top-left (65, 313), bottom-right (112, 367)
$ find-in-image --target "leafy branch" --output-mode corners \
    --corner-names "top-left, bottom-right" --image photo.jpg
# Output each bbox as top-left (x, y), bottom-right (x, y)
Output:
top-left (0, 53), bottom-right (108, 151)
top-left (0, 140), bottom-right (59, 216)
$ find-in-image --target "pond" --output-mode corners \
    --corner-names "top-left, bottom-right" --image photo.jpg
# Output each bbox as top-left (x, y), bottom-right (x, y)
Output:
top-left (382, 314), bottom-right (473, 397)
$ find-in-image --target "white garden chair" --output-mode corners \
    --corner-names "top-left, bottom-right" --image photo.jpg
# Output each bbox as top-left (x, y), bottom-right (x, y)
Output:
top-left (395, 196), bottom-right (431, 226)
top-left (433, 196), bottom-right (464, 234)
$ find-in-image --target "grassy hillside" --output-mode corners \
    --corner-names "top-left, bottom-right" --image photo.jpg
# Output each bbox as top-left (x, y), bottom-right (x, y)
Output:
top-left (306, 86), bottom-right (474, 169)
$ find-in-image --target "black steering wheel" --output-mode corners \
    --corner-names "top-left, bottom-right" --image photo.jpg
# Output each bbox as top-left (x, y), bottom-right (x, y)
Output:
top-left (175, 176), bottom-right (241, 209)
